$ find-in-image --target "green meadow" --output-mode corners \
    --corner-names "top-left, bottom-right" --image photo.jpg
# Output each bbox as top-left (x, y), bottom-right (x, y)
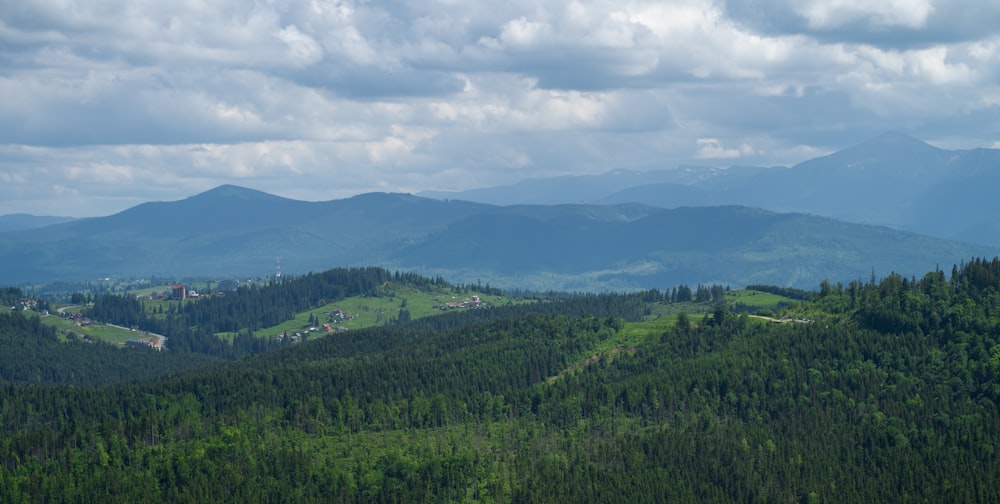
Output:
top-left (213, 284), bottom-right (525, 341)
top-left (24, 309), bottom-right (143, 345)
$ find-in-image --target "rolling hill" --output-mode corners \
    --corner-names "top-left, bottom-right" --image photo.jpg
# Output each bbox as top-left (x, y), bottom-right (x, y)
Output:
top-left (3, 261), bottom-right (1000, 501)
top-left (421, 133), bottom-right (1000, 246)
top-left (0, 185), bottom-right (995, 290)
top-left (0, 214), bottom-right (76, 233)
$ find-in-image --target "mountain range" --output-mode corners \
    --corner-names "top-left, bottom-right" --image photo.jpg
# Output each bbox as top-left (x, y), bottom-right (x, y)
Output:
top-left (420, 132), bottom-right (1000, 247)
top-left (0, 181), bottom-right (996, 290)
top-left (0, 214), bottom-right (76, 233)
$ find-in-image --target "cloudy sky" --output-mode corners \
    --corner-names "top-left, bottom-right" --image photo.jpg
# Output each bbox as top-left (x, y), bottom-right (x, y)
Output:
top-left (2, 0), bottom-right (1000, 216)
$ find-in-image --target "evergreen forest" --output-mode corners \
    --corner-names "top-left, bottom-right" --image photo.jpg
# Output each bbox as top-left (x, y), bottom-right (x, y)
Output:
top-left (2, 261), bottom-right (1000, 502)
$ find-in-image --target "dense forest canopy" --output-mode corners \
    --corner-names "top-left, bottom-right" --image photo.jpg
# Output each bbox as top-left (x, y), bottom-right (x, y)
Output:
top-left (1, 261), bottom-right (999, 502)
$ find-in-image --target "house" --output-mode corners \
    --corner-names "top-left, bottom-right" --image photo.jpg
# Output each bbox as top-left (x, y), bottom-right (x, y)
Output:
top-left (171, 285), bottom-right (186, 301)
top-left (68, 312), bottom-right (92, 326)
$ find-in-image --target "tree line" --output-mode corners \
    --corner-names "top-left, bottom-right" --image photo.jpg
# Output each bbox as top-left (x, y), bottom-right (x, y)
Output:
top-left (1, 260), bottom-right (999, 501)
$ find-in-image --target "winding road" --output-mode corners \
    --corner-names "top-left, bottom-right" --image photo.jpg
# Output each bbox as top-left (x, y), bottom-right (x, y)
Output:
top-left (57, 304), bottom-right (167, 350)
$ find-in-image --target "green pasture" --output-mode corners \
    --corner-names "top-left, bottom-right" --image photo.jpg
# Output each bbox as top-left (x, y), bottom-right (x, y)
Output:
top-left (73, 323), bottom-right (147, 344)
top-left (620, 315), bottom-right (677, 345)
top-left (553, 288), bottom-right (803, 374)
top-left (215, 285), bottom-right (522, 341)
top-left (30, 310), bottom-right (141, 345)
top-left (725, 289), bottom-right (799, 308)
top-left (127, 285), bottom-right (174, 298)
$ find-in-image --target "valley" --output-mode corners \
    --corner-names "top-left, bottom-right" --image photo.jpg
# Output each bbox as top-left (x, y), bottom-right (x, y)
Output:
top-left (1, 134), bottom-right (999, 501)
top-left (2, 262), bottom-right (999, 501)
top-left (9, 2), bottom-right (1000, 500)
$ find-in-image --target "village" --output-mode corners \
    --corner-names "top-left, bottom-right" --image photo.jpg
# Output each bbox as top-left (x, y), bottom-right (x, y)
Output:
top-left (434, 295), bottom-right (486, 310)
top-left (9, 283), bottom-right (500, 353)
top-left (278, 295), bottom-right (494, 343)
top-left (4, 295), bottom-right (168, 351)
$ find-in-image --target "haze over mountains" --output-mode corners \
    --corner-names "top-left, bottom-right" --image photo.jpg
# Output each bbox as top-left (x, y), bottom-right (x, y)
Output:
top-left (0, 186), bottom-right (996, 290)
top-left (421, 132), bottom-right (1000, 247)
top-left (0, 214), bottom-right (76, 233)
top-left (2, 133), bottom-right (998, 290)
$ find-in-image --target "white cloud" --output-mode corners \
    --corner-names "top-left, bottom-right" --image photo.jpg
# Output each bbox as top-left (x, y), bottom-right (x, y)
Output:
top-left (2, 0), bottom-right (1000, 216)
top-left (497, 16), bottom-right (550, 48)
top-left (797, 0), bottom-right (935, 29)
top-left (275, 25), bottom-right (324, 67)
top-left (66, 162), bottom-right (135, 184)
top-left (695, 138), bottom-right (755, 159)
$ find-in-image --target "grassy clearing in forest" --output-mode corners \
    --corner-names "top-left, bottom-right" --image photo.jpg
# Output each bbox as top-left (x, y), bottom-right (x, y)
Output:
top-left (215, 285), bottom-right (525, 341)
top-left (31, 310), bottom-right (143, 344)
top-left (548, 315), bottom-right (678, 384)
top-left (726, 289), bottom-right (799, 308)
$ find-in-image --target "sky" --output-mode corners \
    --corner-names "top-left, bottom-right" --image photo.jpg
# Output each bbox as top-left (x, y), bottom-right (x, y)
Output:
top-left (2, 0), bottom-right (1000, 217)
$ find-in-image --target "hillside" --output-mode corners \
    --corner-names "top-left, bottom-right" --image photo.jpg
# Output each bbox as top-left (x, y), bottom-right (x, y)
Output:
top-left (394, 205), bottom-right (998, 291)
top-left (0, 185), bottom-right (996, 290)
top-left (0, 214), bottom-right (76, 232)
top-left (0, 189), bottom-right (490, 283)
top-left (421, 133), bottom-right (1000, 246)
top-left (417, 166), bottom-right (723, 205)
top-left (1, 261), bottom-right (999, 501)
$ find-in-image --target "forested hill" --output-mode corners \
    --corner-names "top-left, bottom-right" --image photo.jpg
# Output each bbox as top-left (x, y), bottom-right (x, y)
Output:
top-left (2, 183), bottom-right (997, 290)
top-left (85, 267), bottom-right (448, 358)
top-left (421, 133), bottom-right (1000, 247)
top-left (0, 310), bottom-right (220, 387)
top-left (2, 260), bottom-right (1000, 501)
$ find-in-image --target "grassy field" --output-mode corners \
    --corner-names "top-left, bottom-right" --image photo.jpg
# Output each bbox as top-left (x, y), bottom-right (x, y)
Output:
top-left (18, 308), bottom-right (143, 345)
top-left (621, 315), bottom-right (677, 342)
top-left (128, 282), bottom-right (220, 299)
top-left (215, 285), bottom-right (527, 341)
top-left (558, 288), bottom-right (801, 366)
top-left (10, 286), bottom-right (800, 348)
top-left (70, 322), bottom-right (148, 344)
top-left (127, 285), bottom-right (174, 298)
top-left (726, 289), bottom-right (800, 308)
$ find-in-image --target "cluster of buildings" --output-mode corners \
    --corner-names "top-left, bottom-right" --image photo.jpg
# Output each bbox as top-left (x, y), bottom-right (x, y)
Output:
top-left (67, 311), bottom-right (93, 327)
top-left (16, 298), bottom-right (39, 311)
top-left (135, 284), bottom-right (201, 301)
top-left (125, 339), bottom-right (160, 350)
top-left (436, 295), bottom-right (486, 310)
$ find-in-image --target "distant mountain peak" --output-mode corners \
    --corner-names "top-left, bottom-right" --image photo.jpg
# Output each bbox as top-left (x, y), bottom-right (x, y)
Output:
top-left (852, 131), bottom-right (941, 154)
top-left (795, 132), bottom-right (944, 173)
top-left (187, 185), bottom-right (295, 203)
top-left (874, 131), bottom-right (921, 142)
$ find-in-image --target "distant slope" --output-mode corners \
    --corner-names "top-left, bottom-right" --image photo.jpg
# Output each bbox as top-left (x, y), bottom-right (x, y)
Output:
top-left (594, 182), bottom-right (713, 207)
top-left (417, 166), bottom-right (729, 205)
top-left (0, 185), bottom-right (995, 290)
top-left (394, 205), bottom-right (998, 291)
top-left (694, 132), bottom-right (980, 233)
top-left (0, 214), bottom-right (76, 232)
top-left (420, 133), bottom-right (1000, 247)
top-left (0, 187), bottom-right (491, 282)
